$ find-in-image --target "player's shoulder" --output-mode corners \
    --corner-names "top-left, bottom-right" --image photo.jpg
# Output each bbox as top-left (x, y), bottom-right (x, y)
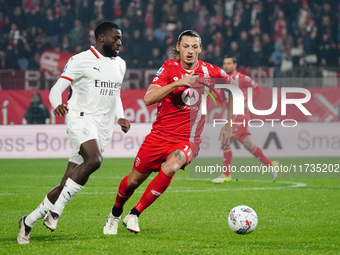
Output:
top-left (115, 56), bottom-right (126, 66)
top-left (238, 72), bottom-right (251, 80)
top-left (67, 50), bottom-right (89, 63)
top-left (163, 59), bottom-right (180, 67)
top-left (200, 60), bottom-right (218, 70)
top-left (154, 59), bottom-right (180, 76)
top-left (200, 60), bottom-right (231, 80)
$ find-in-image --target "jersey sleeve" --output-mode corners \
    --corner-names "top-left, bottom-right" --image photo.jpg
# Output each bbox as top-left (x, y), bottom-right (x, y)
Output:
top-left (150, 63), bottom-right (171, 87)
top-left (60, 55), bottom-right (83, 83)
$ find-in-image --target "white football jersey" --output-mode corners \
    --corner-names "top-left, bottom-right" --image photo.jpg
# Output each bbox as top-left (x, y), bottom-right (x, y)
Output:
top-left (61, 46), bottom-right (126, 130)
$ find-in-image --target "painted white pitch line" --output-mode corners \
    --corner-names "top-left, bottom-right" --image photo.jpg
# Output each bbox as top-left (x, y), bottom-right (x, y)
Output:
top-left (0, 181), bottom-right (306, 196)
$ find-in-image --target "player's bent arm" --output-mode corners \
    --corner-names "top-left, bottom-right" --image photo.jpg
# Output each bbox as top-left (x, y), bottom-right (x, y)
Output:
top-left (49, 77), bottom-right (71, 116)
top-left (144, 84), bottom-right (178, 106)
top-left (144, 72), bottom-right (194, 106)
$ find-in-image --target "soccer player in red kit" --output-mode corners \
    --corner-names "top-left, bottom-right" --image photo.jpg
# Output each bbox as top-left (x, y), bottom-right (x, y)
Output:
top-left (103, 30), bottom-right (235, 234)
top-left (212, 55), bottom-right (278, 184)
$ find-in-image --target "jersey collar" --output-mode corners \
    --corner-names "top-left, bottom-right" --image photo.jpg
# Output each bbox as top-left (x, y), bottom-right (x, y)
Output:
top-left (180, 60), bottom-right (200, 73)
top-left (90, 46), bottom-right (117, 60)
top-left (90, 46), bottom-right (100, 59)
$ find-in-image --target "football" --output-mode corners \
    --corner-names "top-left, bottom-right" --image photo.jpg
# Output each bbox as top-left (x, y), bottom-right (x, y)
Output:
top-left (228, 205), bottom-right (258, 234)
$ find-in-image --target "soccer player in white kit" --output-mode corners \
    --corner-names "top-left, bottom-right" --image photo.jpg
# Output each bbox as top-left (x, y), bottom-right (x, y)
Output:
top-left (17, 22), bottom-right (130, 244)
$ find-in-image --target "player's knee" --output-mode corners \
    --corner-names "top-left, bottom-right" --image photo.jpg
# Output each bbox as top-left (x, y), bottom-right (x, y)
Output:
top-left (162, 163), bottom-right (180, 176)
top-left (128, 178), bottom-right (140, 189)
top-left (86, 154), bottom-right (103, 171)
top-left (245, 144), bottom-right (253, 151)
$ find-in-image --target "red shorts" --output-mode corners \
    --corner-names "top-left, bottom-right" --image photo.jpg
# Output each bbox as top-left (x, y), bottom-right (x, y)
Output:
top-left (232, 111), bottom-right (251, 142)
top-left (133, 132), bottom-right (199, 174)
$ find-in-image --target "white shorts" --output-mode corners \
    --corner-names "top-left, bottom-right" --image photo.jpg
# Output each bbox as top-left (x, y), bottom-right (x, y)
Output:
top-left (66, 113), bottom-right (110, 165)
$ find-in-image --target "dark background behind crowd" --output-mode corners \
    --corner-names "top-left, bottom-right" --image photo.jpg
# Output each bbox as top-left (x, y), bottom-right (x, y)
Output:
top-left (0, 0), bottom-right (339, 71)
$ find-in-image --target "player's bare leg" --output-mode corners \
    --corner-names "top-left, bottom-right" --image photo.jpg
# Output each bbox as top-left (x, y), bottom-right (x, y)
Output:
top-left (123, 149), bottom-right (187, 233)
top-left (104, 168), bottom-right (151, 235)
top-left (44, 139), bottom-right (103, 231)
top-left (242, 136), bottom-right (278, 182)
top-left (17, 162), bottom-right (78, 244)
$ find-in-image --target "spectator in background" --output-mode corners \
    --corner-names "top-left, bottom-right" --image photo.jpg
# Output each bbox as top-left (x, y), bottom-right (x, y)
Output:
top-left (0, 0), bottom-right (339, 70)
top-left (28, 52), bottom-right (41, 70)
top-left (120, 17), bottom-right (133, 42)
top-left (68, 20), bottom-right (85, 51)
top-left (154, 23), bottom-right (168, 48)
top-left (24, 92), bottom-right (50, 124)
top-left (204, 43), bottom-right (215, 64)
top-left (142, 27), bottom-right (161, 61)
top-left (318, 33), bottom-right (337, 66)
top-left (261, 33), bottom-right (274, 66)
top-left (59, 6), bottom-right (74, 35)
top-left (222, 18), bottom-right (236, 53)
top-left (60, 35), bottom-right (72, 52)
top-left (162, 0), bottom-right (178, 21)
top-left (250, 36), bottom-right (265, 67)
top-left (26, 5), bottom-right (41, 29)
top-left (10, 6), bottom-right (26, 30)
top-left (273, 10), bottom-right (287, 40)
top-left (303, 29), bottom-right (318, 55)
top-left (127, 29), bottom-right (144, 68)
top-left (146, 47), bottom-right (163, 68)
top-left (144, 3), bottom-right (154, 28)
top-left (228, 41), bottom-right (241, 61)
top-left (180, 1), bottom-right (197, 30)
top-left (0, 11), bottom-right (9, 34)
top-left (41, 8), bottom-right (59, 48)
top-left (0, 50), bottom-right (19, 69)
top-left (237, 31), bottom-right (252, 67)
top-left (224, 0), bottom-right (235, 19)
top-left (72, 0), bottom-right (92, 24)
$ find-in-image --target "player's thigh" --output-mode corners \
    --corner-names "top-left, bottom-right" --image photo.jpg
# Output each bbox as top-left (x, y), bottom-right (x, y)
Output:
top-left (162, 142), bottom-right (198, 176)
top-left (162, 150), bottom-right (187, 176)
top-left (133, 135), bottom-right (165, 173)
top-left (79, 139), bottom-right (102, 162)
top-left (66, 115), bottom-right (102, 161)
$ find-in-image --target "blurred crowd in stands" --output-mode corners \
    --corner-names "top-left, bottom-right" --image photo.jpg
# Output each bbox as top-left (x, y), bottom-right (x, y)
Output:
top-left (0, 0), bottom-right (339, 71)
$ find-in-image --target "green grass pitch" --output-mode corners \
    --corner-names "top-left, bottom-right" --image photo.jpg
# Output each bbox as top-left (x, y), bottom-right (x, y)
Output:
top-left (0, 157), bottom-right (339, 255)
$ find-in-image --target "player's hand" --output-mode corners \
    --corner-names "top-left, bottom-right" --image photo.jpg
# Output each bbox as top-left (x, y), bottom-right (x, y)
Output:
top-left (176, 71), bottom-right (195, 88)
top-left (53, 104), bottom-right (69, 117)
top-left (219, 125), bottom-right (232, 150)
top-left (118, 118), bottom-right (131, 133)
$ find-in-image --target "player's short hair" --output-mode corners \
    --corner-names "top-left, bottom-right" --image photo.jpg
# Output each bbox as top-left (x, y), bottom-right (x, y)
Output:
top-left (172, 30), bottom-right (202, 58)
top-left (224, 55), bottom-right (238, 64)
top-left (95, 22), bottom-right (120, 40)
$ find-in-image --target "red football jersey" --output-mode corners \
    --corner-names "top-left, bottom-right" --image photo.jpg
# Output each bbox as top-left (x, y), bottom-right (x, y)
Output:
top-left (150, 59), bottom-right (231, 144)
top-left (231, 71), bottom-right (263, 102)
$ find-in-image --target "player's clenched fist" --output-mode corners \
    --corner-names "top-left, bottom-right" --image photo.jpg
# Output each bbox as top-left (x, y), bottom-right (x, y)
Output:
top-left (118, 118), bottom-right (131, 133)
top-left (53, 104), bottom-right (69, 117)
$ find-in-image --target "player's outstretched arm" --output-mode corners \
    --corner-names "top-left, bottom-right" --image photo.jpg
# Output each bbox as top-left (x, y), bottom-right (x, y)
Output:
top-left (219, 92), bottom-right (235, 149)
top-left (144, 71), bottom-right (195, 106)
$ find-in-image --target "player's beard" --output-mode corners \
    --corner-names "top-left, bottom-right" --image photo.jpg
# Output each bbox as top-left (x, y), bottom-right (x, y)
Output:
top-left (103, 43), bottom-right (118, 58)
